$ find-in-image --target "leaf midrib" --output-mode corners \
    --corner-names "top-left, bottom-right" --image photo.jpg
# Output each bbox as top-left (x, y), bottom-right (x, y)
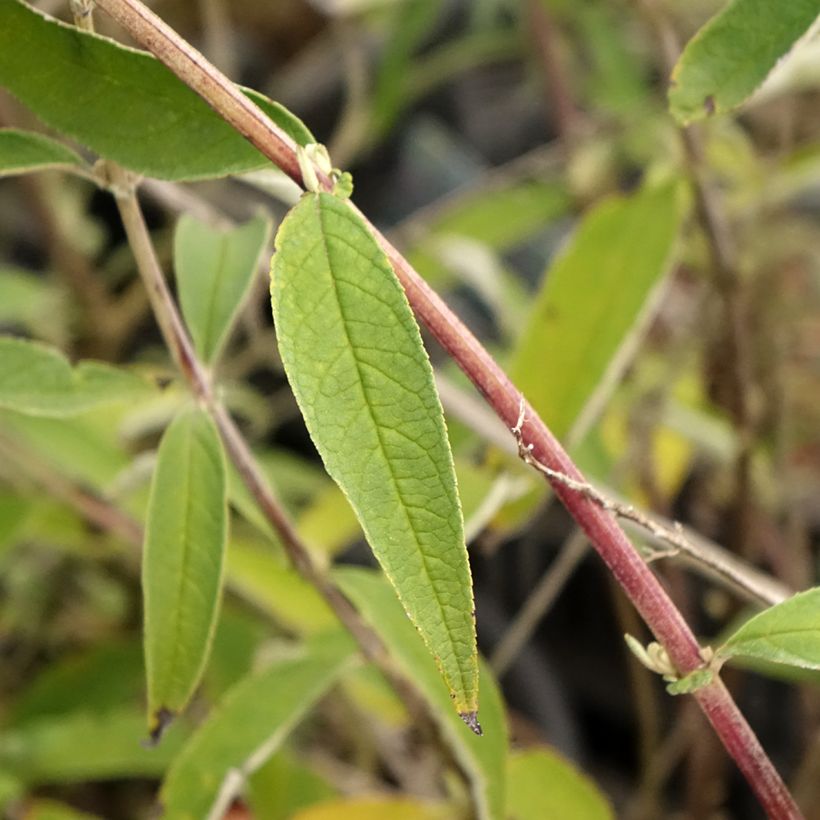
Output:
top-left (313, 195), bottom-right (470, 701)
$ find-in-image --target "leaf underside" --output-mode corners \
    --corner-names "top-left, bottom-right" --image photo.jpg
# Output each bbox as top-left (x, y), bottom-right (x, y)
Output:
top-left (270, 192), bottom-right (478, 718)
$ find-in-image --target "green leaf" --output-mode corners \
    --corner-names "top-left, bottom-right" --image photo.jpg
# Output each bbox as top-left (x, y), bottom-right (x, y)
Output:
top-left (17, 800), bottom-right (102, 820)
top-left (0, 128), bottom-right (83, 177)
top-left (0, 266), bottom-right (66, 343)
top-left (717, 587), bottom-right (820, 671)
top-left (0, 0), bottom-right (314, 181)
top-left (0, 708), bottom-right (185, 785)
top-left (175, 214), bottom-right (272, 364)
top-left (270, 192), bottom-right (478, 719)
top-left (510, 180), bottom-right (683, 442)
top-left (227, 537), bottom-right (337, 635)
top-left (669, 0), bottom-right (820, 124)
top-left (0, 336), bottom-right (152, 417)
top-left (506, 748), bottom-right (613, 820)
top-left (334, 568), bottom-right (507, 820)
top-left (160, 632), bottom-right (354, 820)
top-left (143, 407), bottom-right (228, 738)
top-left (9, 641), bottom-right (143, 726)
top-left (247, 752), bottom-right (336, 820)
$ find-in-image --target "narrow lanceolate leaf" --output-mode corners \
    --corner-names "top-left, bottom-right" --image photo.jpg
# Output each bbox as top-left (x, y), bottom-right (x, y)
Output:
top-left (0, 128), bottom-right (83, 177)
top-left (717, 587), bottom-right (820, 671)
top-left (0, 0), bottom-right (314, 180)
top-left (510, 180), bottom-right (683, 443)
top-left (175, 214), bottom-right (272, 364)
top-left (506, 748), bottom-right (614, 820)
top-left (334, 569), bottom-right (507, 820)
top-left (0, 336), bottom-right (151, 417)
top-left (143, 408), bottom-right (228, 740)
top-left (160, 632), bottom-right (354, 820)
top-left (270, 192), bottom-right (479, 723)
top-left (669, 0), bottom-right (820, 124)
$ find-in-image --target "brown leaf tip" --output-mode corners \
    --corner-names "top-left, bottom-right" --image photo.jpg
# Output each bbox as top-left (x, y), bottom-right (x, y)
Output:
top-left (460, 711), bottom-right (483, 736)
top-left (144, 706), bottom-right (176, 747)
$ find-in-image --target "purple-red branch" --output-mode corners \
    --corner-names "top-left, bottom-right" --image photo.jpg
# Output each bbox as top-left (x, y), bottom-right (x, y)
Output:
top-left (91, 1), bottom-right (802, 815)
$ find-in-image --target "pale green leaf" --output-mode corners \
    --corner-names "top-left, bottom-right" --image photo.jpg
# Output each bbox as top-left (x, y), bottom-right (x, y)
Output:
top-left (0, 266), bottom-right (66, 343)
top-left (510, 180), bottom-right (683, 442)
top-left (160, 632), bottom-right (354, 820)
top-left (0, 336), bottom-right (152, 417)
top-left (717, 587), bottom-right (820, 671)
top-left (334, 568), bottom-right (507, 820)
top-left (246, 752), bottom-right (336, 820)
top-left (175, 214), bottom-right (272, 364)
top-left (9, 641), bottom-right (143, 726)
top-left (270, 192), bottom-right (478, 718)
top-left (227, 537), bottom-right (337, 635)
top-left (18, 800), bottom-right (102, 820)
top-left (506, 748), bottom-right (613, 820)
top-left (669, 0), bottom-right (820, 124)
top-left (0, 0), bottom-right (314, 180)
top-left (0, 128), bottom-right (83, 176)
top-left (143, 407), bottom-right (228, 738)
top-left (0, 708), bottom-right (184, 785)
top-left (291, 797), bottom-right (452, 820)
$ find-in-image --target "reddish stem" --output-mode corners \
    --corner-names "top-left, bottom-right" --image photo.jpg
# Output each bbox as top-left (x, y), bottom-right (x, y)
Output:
top-left (91, 1), bottom-right (803, 815)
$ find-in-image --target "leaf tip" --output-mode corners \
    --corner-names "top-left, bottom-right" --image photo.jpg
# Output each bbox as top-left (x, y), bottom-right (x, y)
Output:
top-left (459, 710), bottom-right (483, 736)
top-left (145, 706), bottom-right (176, 746)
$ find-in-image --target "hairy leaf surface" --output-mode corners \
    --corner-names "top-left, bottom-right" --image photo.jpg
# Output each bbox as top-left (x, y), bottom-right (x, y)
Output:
top-left (143, 407), bottom-right (228, 738)
top-left (270, 193), bottom-right (478, 719)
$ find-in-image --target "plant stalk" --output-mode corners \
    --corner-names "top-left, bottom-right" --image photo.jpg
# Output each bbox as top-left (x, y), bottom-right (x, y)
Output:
top-left (92, 1), bottom-right (802, 815)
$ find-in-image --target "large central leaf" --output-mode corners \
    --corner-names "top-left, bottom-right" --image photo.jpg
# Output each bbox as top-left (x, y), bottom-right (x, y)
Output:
top-left (270, 192), bottom-right (478, 722)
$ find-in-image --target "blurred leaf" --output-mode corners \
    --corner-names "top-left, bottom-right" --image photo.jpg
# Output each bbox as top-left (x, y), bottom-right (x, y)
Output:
top-left (0, 492), bottom-right (29, 552)
top-left (0, 267), bottom-right (66, 343)
top-left (9, 641), bottom-right (143, 726)
top-left (296, 483), bottom-right (362, 557)
top-left (0, 709), bottom-right (184, 785)
top-left (334, 568), bottom-right (507, 820)
top-left (717, 587), bottom-right (820, 671)
top-left (202, 607), bottom-right (268, 700)
top-left (0, 0), bottom-right (314, 180)
top-left (373, 0), bottom-right (443, 134)
top-left (510, 180), bottom-right (683, 442)
top-left (407, 181), bottom-right (569, 287)
top-left (669, 0), bottom-right (820, 124)
top-left (0, 410), bottom-right (131, 491)
top-left (18, 799), bottom-right (102, 820)
top-left (160, 632), bottom-right (354, 820)
top-left (175, 214), bottom-right (272, 364)
top-left (227, 537), bottom-right (336, 634)
top-left (506, 748), bottom-right (613, 820)
top-left (0, 128), bottom-right (83, 177)
top-left (271, 192), bottom-right (478, 720)
top-left (575, 3), bottom-right (648, 116)
top-left (143, 407), bottom-right (228, 738)
top-left (291, 797), bottom-right (452, 820)
top-left (246, 752), bottom-right (336, 820)
top-left (0, 337), bottom-right (152, 418)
